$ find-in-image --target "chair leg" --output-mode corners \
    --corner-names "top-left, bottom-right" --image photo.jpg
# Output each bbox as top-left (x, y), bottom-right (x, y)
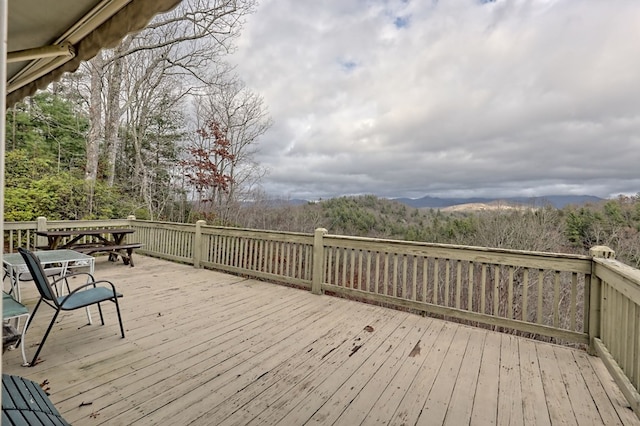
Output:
top-left (14, 314), bottom-right (30, 366)
top-left (96, 302), bottom-right (105, 325)
top-left (113, 297), bottom-right (125, 338)
top-left (23, 298), bottom-right (43, 334)
top-left (30, 309), bottom-right (61, 367)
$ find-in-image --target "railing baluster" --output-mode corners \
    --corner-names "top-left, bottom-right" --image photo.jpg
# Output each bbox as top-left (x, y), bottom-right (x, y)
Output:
top-left (444, 259), bottom-right (450, 307)
top-left (554, 271), bottom-right (560, 328)
top-left (468, 262), bottom-right (474, 311)
top-left (402, 255), bottom-right (408, 299)
top-left (375, 252), bottom-right (381, 295)
top-left (392, 254), bottom-right (398, 298)
top-left (508, 266), bottom-right (514, 319)
top-left (423, 257), bottom-right (429, 303)
top-left (357, 250), bottom-right (363, 291)
top-left (351, 249), bottom-right (357, 289)
top-left (331, 247), bottom-right (337, 285)
top-left (625, 300), bottom-right (634, 381)
top-left (570, 273), bottom-right (577, 331)
top-left (456, 260), bottom-right (462, 309)
top-left (383, 253), bottom-right (389, 296)
top-left (336, 249), bottom-right (347, 287)
top-left (522, 269), bottom-right (529, 322)
top-left (537, 269), bottom-right (544, 324)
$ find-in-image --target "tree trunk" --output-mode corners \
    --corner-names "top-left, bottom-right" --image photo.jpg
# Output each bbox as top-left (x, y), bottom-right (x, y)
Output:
top-left (86, 52), bottom-right (104, 214)
top-left (104, 40), bottom-right (131, 187)
top-left (86, 53), bottom-right (104, 182)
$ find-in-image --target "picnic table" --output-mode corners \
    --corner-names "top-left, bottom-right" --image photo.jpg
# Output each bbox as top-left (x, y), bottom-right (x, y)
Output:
top-left (36, 228), bottom-right (142, 266)
top-left (3, 249), bottom-right (94, 302)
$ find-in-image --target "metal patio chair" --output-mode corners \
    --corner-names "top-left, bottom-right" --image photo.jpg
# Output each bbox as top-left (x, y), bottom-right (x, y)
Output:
top-left (18, 247), bottom-right (125, 367)
top-left (2, 292), bottom-right (30, 366)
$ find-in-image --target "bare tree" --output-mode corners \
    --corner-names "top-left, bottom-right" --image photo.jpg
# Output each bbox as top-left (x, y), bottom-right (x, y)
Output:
top-left (83, 0), bottom-right (257, 216)
top-left (190, 78), bottom-right (272, 223)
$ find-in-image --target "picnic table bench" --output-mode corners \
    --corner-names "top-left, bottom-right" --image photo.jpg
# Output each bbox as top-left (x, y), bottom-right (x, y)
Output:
top-left (36, 228), bottom-right (142, 267)
top-left (73, 243), bottom-right (142, 266)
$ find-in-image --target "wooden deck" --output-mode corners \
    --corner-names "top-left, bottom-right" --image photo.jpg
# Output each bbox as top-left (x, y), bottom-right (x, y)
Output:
top-left (3, 255), bottom-right (638, 425)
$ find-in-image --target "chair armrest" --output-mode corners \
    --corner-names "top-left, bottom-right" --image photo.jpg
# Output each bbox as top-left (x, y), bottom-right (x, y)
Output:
top-left (58, 279), bottom-right (119, 304)
top-left (50, 271), bottom-right (96, 286)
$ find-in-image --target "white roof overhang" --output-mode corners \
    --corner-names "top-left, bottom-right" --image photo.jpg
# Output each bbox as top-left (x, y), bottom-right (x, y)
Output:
top-left (6, 0), bottom-right (183, 106)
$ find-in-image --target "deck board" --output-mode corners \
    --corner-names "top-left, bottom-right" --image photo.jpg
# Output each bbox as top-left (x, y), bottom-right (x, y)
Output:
top-left (2, 254), bottom-right (639, 425)
top-left (443, 330), bottom-right (484, 426)
top-left (497, 334), bottom-right (524, 426)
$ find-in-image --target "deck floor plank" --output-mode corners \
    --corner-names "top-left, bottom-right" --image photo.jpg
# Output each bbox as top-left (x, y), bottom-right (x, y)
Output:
top-left (414, 326), bottom-right (474, 425)
top-left (441, 329), bottom-right (485, 426)
top-left (536, 342), bottom-right (578, 426)
top-left (587, 352), bottom-right (639, 425)
top-left (554, 345), bottom-right (609, 425)
top-left (470, 331), bottom-right (502, 425)
top-left (2, 255), bottom-right (638, 426)
top-left (518, 338), bottom-right (552, 426)
top-left (497, 334), bottom-right (524, 426)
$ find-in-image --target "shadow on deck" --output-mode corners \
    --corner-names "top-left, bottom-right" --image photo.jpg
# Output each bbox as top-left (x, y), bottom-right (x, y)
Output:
top-left (3, 255), bottom-right (638, 425)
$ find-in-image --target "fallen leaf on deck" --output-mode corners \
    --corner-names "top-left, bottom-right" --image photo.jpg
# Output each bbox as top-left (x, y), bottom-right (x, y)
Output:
top-left (409, 340), bottom-right (421, 357)
top-left (349, 345), bottom-right (362, 357)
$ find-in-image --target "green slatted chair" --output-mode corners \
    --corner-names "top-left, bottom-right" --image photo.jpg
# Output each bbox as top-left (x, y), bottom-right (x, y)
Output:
top-left (2, 374), bottom-right (70, 425)
top-left (18, 247), bottom-right (125, 367)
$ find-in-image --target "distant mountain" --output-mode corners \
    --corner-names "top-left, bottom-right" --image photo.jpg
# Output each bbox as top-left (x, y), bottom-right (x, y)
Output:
top-left (252, 198), bottom-right (310, 207)
top-left (392, 195), bottom-right (604, 209)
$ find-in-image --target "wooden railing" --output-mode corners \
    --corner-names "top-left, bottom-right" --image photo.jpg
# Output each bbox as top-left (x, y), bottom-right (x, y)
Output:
top-left (132, 220), bottom-right (195, 264)
top-left (3, 221), bottom-right (38, 253)
top-left (3, 217), bottom-right (640, 414)
top-left (589, 246), bottom-right (640, 414)
top-left (315, 230), bottom-right (592, 345)
top-left (197, 225), bottom-right (314, 289)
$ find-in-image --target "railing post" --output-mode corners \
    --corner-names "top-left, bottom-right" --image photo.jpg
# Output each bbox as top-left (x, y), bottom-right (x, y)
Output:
top-left (312, 228), bottom-right (327, 295)
top-left (588, 245), bottom-right (614, 355)
top-left (36, 216), bottom-right (48, 248)
top-left (194, 220), bottom-right (206, 268)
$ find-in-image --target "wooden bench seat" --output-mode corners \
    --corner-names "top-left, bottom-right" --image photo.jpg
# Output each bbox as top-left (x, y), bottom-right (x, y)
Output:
top-left (73, 243), bottom-right (142, 267)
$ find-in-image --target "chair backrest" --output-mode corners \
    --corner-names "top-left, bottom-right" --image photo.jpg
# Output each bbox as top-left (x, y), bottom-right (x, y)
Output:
top-left (17, 248), bottom-right (58, 304)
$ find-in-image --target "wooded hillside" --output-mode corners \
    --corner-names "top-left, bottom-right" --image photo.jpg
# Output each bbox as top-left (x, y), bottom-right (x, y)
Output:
top-left (239, 194), bottom-right (640, 269)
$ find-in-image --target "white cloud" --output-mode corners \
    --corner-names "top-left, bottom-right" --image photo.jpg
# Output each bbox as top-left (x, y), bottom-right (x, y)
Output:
top-left (230, 0), bottom-right (640, 200)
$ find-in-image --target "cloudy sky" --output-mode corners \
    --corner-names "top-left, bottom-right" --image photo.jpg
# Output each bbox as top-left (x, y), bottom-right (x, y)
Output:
top-left (229, 0), bottom-right (640, 200)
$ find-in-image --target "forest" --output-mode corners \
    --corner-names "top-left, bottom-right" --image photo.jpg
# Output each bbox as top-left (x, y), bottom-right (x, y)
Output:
top-left (238, 194), bottom-right (640, 269)
top-left (5, 0), bottom-right (270, 224)
top-left (3, 1), bottom-right (639, 269)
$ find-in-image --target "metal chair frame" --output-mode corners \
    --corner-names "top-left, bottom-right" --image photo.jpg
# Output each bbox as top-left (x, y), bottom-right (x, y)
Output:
top-left (18, 248), bottom-right (125, 366)
top-left (3, 292), bottom-right (30, 366)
